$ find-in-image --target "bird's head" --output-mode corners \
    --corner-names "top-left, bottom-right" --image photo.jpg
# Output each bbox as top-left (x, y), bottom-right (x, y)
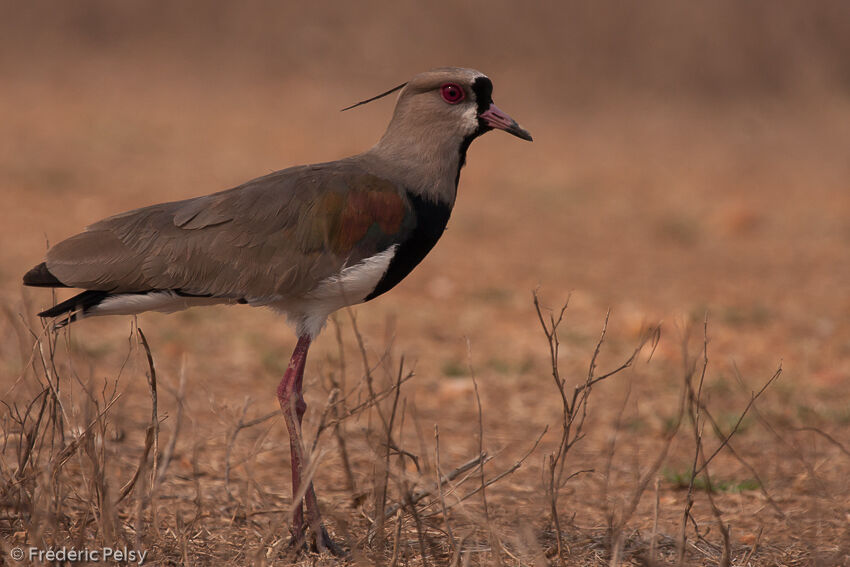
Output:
top-left (356, 68), bottom-right (531, 202)
top-left (386, 67), bottom-right (533, 146)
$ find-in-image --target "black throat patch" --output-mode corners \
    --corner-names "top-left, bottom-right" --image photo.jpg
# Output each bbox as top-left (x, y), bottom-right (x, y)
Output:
top-left (455, 75), bottom-right (495, 187)
top-left (471, 76), bottom-right (494, 114)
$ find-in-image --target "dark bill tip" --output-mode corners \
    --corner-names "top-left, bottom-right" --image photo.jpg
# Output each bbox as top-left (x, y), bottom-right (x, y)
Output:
top-left (479, 103), bottom-right (533, 142)
top-left (507, 124), bottom-right (533, 142)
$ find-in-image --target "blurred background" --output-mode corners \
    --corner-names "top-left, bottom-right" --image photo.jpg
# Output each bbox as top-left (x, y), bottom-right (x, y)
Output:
top-left (1, 1), bottom-right (850, 560)
top-left (1, 0), bottom-right (849, 383)
top-left (3, 1), bottom-right (849, 377)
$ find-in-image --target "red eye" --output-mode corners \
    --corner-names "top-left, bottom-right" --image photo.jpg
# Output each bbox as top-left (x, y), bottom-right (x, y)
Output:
top-left (440, 83), bottom-right (465, 104)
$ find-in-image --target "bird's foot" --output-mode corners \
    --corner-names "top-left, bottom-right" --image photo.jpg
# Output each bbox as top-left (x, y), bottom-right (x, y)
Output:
top-left (287, 517), bottom-right (307, 551)
top-left (311, 524), bottom-right (344, 556)
top-left (287, 523), bottom-right (343, 556)
top-left (287, 506), bottom-right (343, 556)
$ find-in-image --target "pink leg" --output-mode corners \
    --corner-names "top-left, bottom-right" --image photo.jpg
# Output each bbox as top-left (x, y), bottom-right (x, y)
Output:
top-left (277, 336), bottom-right (309, 546)
top-left (276, 335), bottom-right (341, 554)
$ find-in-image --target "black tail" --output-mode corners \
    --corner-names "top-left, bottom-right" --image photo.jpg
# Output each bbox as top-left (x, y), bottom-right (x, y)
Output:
top-left (23, 263), bottom-right (110, 326)
top-left (23, 262), bottom-right (69, 288)
top-left (37, 290), bottom-right (110, 326)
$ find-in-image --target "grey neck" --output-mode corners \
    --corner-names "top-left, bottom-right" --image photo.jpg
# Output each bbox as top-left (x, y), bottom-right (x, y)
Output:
top-left (360, 130), bottom-right (463, 206)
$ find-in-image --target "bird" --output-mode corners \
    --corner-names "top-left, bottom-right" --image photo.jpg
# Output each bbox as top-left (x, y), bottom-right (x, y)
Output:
top-left (22, 67), bottom-right (532, 553)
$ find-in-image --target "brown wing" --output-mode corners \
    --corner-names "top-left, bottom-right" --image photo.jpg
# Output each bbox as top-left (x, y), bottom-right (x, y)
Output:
top-left (42, 162), bottom-right (414, 299)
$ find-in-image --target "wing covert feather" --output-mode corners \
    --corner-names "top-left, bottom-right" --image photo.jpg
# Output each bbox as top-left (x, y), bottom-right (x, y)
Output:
top-left (46, 164), bottom-right (414, 299)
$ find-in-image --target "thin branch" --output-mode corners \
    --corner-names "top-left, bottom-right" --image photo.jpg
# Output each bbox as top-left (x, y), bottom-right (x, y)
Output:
top-left (137, 328), bottom-right (159, 489)
top-left (678, 314), bottom-right (710, 567)
top-left (451, 427), bottom-right (547, 508)
top-left (694, 364), bottom-right (782, 476)
top-left (156, 355), bottom-right (188, 487)
top-left (793, 426), bottom-right (850, 459)
top-left (386, 453), bottom-right (490, 519)
top-left (434, 424), bottom-right (456, 555)
top-left (471, 372), bottom-right (501, 566)
top-left (224, 398), bottom-right (253, 502)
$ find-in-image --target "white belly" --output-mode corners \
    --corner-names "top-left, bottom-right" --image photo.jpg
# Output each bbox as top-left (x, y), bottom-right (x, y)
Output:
top-left (271, 244), bottom-right (398, 338)
top-left (90, 291), bottom-right (236, 316)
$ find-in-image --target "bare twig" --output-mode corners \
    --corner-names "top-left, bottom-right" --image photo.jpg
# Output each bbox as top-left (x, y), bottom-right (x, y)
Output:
top-left (137, 328), bottom-right (159, 489)
top-left (156, 355), bottom-right (188, 487)
top-left (52, 394), bottom-right (122, 473)
top-left (533, 289), bottom-right (659, 563)
top-left (118, 422), bottom-right (154, 503)
top-left (434, 424), bottom-right (456, 555)
top-left (696, 375), bottom-right (786, 518)
top-left (389, 508), bottom-right (404, 567)
top-left (386, 453), bottom-right (490, 519)
top-left (701, 451), bottom-right (731, 567)
top-left (740, 525), bottom-right (763, 565)
top-left (310, 388), bottom-right (340, 454)
top-left (603, 385), bottom-right (631, 542)
top-left (649, 478), bottom-right (660, 564)
top-left (137, 327), bottom-right (161, 537)
top-left (471, 373), bottom-right (501, 566)
top-left (320, 370), bottom-right (416, 431)
top-left (373, 355), bottom-right (406, 550)
top-left (694, 364), bottom-right (782, 477)
top-left (793, 426), bottom-right (850, 459)
top-left (405, 482), bottom-right (430, 567)
top-left (678, 314), bottom-right (710, 566)
top-left (224, 398), bottom-right (253, 502)
top-left (328, 316), bottom-right (356, 492)
top-left (450, 428), bottom-right (546, 508)
top-left (347, 307), bottom-right (390, 432)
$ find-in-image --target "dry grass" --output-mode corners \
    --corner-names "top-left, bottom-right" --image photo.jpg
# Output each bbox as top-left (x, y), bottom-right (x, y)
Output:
top-left (3, 299), bottom-right (850, 565)
top-left (3, 2), bottom-right (850, 565)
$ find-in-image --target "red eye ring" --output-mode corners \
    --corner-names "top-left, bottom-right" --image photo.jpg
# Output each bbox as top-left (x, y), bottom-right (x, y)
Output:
top-left (440, 83), bottom-right (465, 104)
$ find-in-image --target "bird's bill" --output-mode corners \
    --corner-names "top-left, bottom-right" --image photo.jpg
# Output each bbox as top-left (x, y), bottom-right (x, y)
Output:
top-left (479, 104), bottom-right (533, 141)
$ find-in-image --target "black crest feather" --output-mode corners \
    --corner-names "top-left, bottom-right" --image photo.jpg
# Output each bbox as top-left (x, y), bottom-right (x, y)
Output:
top-left (341, 82), bottom-right (408, 112)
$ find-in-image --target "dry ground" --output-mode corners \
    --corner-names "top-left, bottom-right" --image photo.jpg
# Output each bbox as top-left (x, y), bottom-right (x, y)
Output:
top-left (2, 3), bottom-right (850, 565)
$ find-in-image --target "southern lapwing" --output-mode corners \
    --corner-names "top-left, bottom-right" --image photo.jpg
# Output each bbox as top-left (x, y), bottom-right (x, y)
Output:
top-left (22, 67), bottom-right (532, 552)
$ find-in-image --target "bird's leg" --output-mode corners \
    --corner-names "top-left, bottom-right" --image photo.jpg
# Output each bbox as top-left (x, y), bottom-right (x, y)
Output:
top-left (292, 361), bottom-right (343, 555)
top-left (277, 335), bottom-right (311, 548)
top-left (277, 335), bottom-right (342, 555)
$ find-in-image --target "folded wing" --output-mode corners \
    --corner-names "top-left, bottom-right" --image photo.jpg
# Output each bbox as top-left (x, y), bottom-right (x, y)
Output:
top-left (30, 162), bottom-right (414, 305)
